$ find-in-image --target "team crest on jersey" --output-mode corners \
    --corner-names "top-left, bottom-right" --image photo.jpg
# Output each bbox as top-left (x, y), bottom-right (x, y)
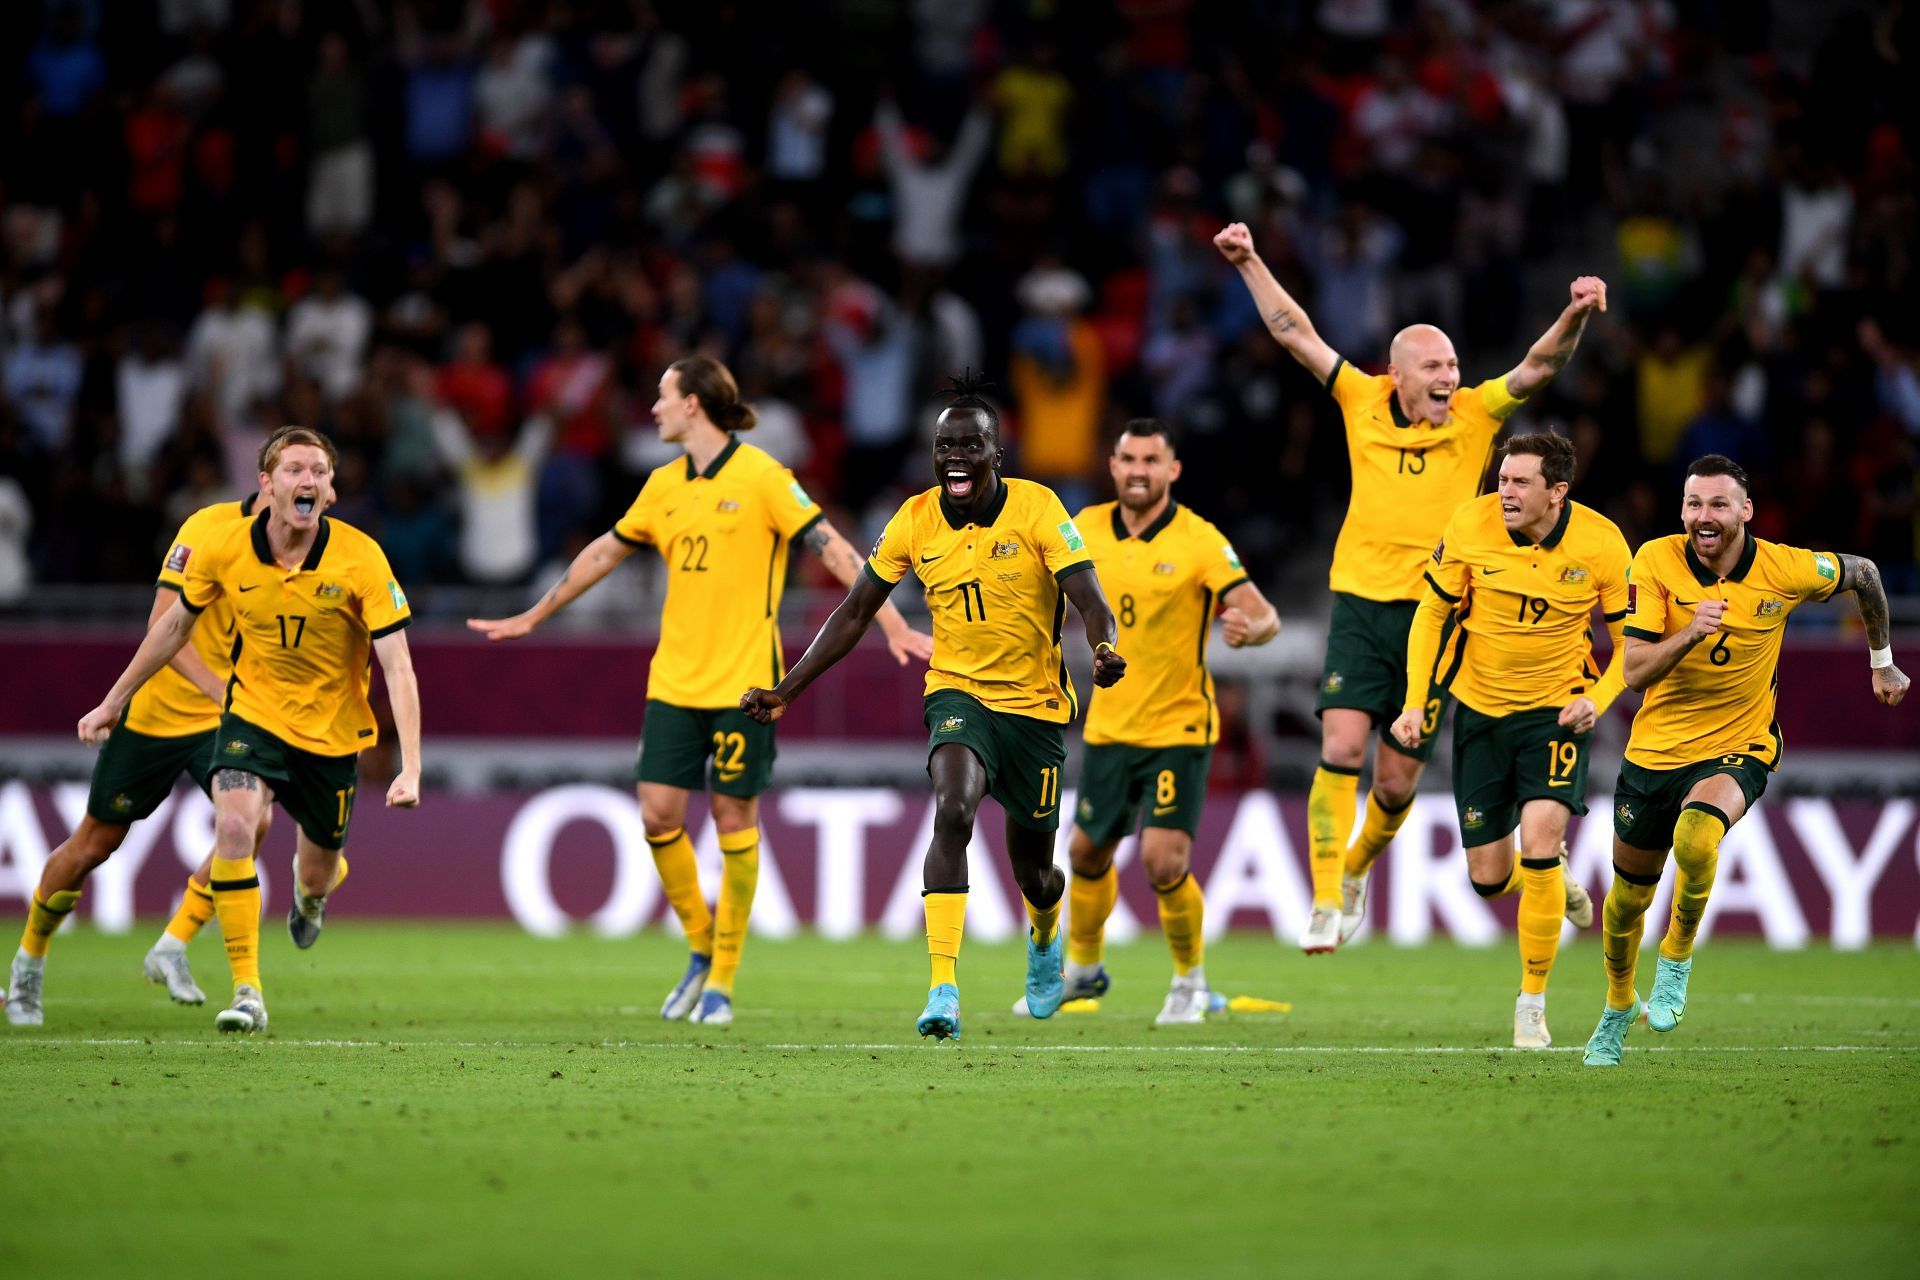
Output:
top-left (1154, 561), bottom-right (1177, 576)
top-left (110, 792), bottom-right (132, 813)
top-left (1755, 599), bottom-right (1785, 617)
top-left (716, 499), bottom-right (741, 513)
top-left (1077, 797), bottom-right (1093, 819)
top-left (164, 543), bottom-right (191, 573)
top-left (936, 715), bottom-right (965, 734)
top-left (1559, 565), bottom-right (1589, 584)
top-left (315, 582), bottom-right (344, 600)
top-left (1616, 801), bottom-right (1635, 824)
top-left (990, 539), bottom-right (1020, 560)
top-left (223, 739), bottom-right (251, 756)
top-left (1463, 806), bottom-right (1486, 830)
top-left (1323, 672), bottom-right (1344, 693)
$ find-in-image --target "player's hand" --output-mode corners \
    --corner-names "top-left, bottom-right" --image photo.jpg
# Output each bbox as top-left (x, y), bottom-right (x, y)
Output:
top-left (1873, 663), bottom-right (1909, 707)
top-left (386, 770), bottom-right (421, 808)
top-left (78, 702), bottom-right (120, 746)
top-left (886, 625), bottom-right (934, 666)
top-left (1092, 644), bottom-right (1126, 687)
top-left (1219, 607), bottom-right (1275, 648)
top-left (467, 613), bottom-right (538, 641)
top-left (1684, 599), bottom-right (1726, 642)
top-left (1388, 709), bottom-right (1423, 750)
top-left (1569, 275), bottom-right (1608, 315)
top-left (740, 688), bottom-right (788, 725)
top-left (1212, 222), bottom-right (1255, 265)
top-left (1557, 696), bottom-right (1598, 734)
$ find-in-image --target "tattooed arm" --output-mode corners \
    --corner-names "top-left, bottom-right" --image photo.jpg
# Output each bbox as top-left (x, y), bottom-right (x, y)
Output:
top-left (1503, 276), bottom-right (1608, 400)
top-left (1838, 554), bottom-right (1910, 706)
top-left (467, 531), bottom-right (636, 640)
top-left (801, 519), bottom-right (933, 665)
top-left (1213, 222), bottom-right (1339, 384)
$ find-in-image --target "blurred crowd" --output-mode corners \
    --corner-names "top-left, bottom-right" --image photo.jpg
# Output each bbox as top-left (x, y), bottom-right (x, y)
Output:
top-left (1, 0), bottom-right (1917, 610)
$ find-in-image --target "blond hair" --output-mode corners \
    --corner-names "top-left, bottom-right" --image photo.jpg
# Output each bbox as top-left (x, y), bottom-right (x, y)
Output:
top-left (259, 426), bottom-right (338, 476)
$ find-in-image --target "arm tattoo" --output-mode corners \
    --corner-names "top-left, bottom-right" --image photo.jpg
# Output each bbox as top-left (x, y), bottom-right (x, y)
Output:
top-left (1839, 554), bottom-right (1891, 648)
top-left (1267, 308), bottom-right (1297, 335)
top-left (802, 521), bottom-right (833, 556)
top-left (539, 567), bottom-right (568, 608)
top-left (214, 769), bottom-right (260, 792)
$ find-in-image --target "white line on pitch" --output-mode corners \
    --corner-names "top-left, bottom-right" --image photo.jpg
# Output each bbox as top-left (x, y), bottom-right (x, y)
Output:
top-left (7, 1039), bottom-right (1920, 1054)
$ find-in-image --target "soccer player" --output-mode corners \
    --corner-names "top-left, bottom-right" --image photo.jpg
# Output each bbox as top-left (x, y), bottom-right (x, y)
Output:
top-left (469, 357), bottom-right (930, 1026)
top-left (740, 374), bottom-right (1126, 1041)
top-left (1025, 419), bottom-right (1279, 1024)
top-left (1390, 433), bottom-right (1630, 1048)
top-left (72, 427), bottom-right (421, 1033)
top-left (1215, 221), bottom-right (1607, 952)
top-left (1582, 455), bottom-right (1909, 1066)
top-left (6, 494), bottom-right (281, 1025)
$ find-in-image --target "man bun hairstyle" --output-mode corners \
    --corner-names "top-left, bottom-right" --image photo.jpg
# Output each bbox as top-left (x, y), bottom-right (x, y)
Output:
top-left (259, 425), bottom-right (337, 475)
top-left (1686, 453), bottom-right (1750, 492)
top-left (939, 368), bottom-right (1001, 435)
top-left (671, 355), bottom-right (758, 432)
top-left (1117, 417), bottom-right (1179, 455)
top-left (1501, 431), bottom-right (1577, 487)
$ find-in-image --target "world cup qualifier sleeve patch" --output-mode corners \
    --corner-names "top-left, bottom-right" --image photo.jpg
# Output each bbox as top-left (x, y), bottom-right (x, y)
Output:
top-left (1059, 520), bottom-right (1084, 552)
top-left (165, 543), bottom-right (191, 572)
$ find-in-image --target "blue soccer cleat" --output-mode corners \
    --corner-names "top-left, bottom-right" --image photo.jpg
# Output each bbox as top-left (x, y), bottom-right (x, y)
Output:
top-left (660, 951), bottom-right (712, 1020)
top-left (1011, 962), bottom-right (1106, 1016)
top-left (1646, 956), bottom-right (1692, 1033)
top-left (916, 983), bottom-right (961, 1041)
top-left (1582, 996), bottom-right (1643, 1067)
top-left (690, 989), bottom-right (733, 1026)
top-left (1024, 929), bottom-right (1067, 1019)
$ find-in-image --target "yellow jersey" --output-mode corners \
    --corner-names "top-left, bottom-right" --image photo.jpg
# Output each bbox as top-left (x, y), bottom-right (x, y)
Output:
top-left (866, 478), bottom-right (1094, 724)
top-left (138, 495), bottom-right (256, 737)
top-left (1078, 500), bottom-right (1249, 748)
top-left (1409, 494), bottom-right (1632, 718)
top-left (1325, 359), bottom-right (1523, 602)
top-left (182, 512), bottom-right (412, 757)
top-left (1622, 533), bottom-right (1839, 770)
top-left (613, 437), bottom-right (824, 709)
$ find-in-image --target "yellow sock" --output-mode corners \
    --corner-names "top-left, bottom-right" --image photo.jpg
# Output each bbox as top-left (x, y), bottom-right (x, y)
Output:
top-left (21, 888), bottom-right (82, 959)
top-left (1602, 867), bottom-right (1658, 1010)
top-left (1025, 887), bottom-right (1062, 947)
top-left (924, 890), bottom-right (966, 988)
top-left (1343, 791), bottom-right (1413, 879)
top-left (647, 828), bottom-right (713, 955)
top-left (1662, 804), bottom-right (1726, 962)
top-left (164, 875), bottom-right (216, 944)
top-left (1155, 872), bottom-right (1206, 976)
top-left (1066, 866), bottom-right (1118, 967)
top-left (1471, 862), bottom-right (1523, 900)
top-left (1516, 856), bottom-right (1565, 996)
top-left (1306, 763), bottom-right (1360, 908)
top-left (331, 854), bottom-right (349, 892)
top-left (210, 855), bottom-right (262, 993)
top-left (708, 828), bottom-right (759, 996)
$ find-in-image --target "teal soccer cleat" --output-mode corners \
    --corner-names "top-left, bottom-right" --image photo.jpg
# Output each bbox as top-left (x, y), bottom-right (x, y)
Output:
top-left (1646, 956), bottom-right (1692, 1032)
top-left (1582, 996), bottom-right (1643, 1066)
top-left (1024, 930), bottom-right (1066, 1019)
top-left (916, 983), bottom-right (961, 1041)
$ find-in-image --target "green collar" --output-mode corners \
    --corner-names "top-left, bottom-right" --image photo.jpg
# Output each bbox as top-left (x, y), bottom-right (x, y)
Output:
top-left (1685, 529), bottom-right (1758, 585)
top-left (1508, 500), bottom-right (1572, 550)
top-left (1389, 390), bottom-right (1413, 429)
top-left (240, 492), bottom-right (258, 517)
top-left (685, 434), bottom-right (741, 481)
top-left (251, 508), bottom-right (330, 571)
top-left (939, 476), bottom-right (1009, 530)
top-left (1110, 499), bottom-right (1178, 543)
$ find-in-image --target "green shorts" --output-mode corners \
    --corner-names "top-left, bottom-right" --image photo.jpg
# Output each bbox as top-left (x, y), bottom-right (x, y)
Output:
top-left (924, 690), bottom-right (1068, 833)
top-left (1074, 743), bottom-right (1212, 845)
top-left (85, 719), bottom-right (217, 824)
top-left (636, 701), bottom-right (777, 797)
top-left (1315, 592), bottom-right (1452, 763)
top-left (1613, 754), bottom-right (1772, 851)
top-left (211, 713), bottom-right (361, 850)
top-left (1451, 705), bottom-right (1590, 848)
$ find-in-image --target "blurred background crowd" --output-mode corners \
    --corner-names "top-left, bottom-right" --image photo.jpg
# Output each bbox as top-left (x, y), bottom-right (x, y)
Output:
top-left (1, 0), bottom-right (1916, 614)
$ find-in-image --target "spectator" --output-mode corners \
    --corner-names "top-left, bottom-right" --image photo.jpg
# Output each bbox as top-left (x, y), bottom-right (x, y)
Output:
top-left (285, 266), bottom-right (373, 401)
top-left (766, 70), bottom-right (834, 184)
top-left (185, 277), bottom-right (279, 429)
top-left (993, 42), bottom-right (1072, 178)
top-left (437, 323), bottom-right (516, 443)
top-left (3, 310), bottom-right (83, 451)
top-left (307, 32), bottom-right (373, 239)
top-left (875, 95), bottom-right (992, 280)
top-left (1635, 327), bottom-right (1712, 466)
top-left (433, 407), bottom-right (552, 585)
top-left (405, 33), bottom-right (476, 165)
top-left (822, 275), bottom-right (918, 504)
top-left (1009, 262), bottom-right (1105, 503)
top-left (26, 5), bottom-right (105, 119)
top-left (0, 473), bottom-right (29, 606)
top-left (115, 325), bottom-right (187, 475)
top-left (475, 32), bottom-right (555, 162)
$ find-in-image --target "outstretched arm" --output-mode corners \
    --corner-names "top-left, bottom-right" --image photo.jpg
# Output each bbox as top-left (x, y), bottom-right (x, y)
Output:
top-left (1504, 276), bottom-right (1608, 400)
top-left (801, 519), bottom-right (933, 665)
top-left (373, 630), bottom-right (422, 807)
top-left (1061, 568), bottom-right (1126, 687)
top-left (1838, 554), bottom-right (1909, 706)
top-left (1213, 222), bottom-right (1338, 384)
top-left (467, 531), bottom-right (636, 639)
top-left (741, 572), bottom-right (893, 723)
top-left (78, 599), bottom-right (200, 743)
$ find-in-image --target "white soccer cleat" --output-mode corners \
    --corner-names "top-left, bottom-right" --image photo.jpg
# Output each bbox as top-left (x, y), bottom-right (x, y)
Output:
top-left (7, 952), bottom-right (44, 1027)
top-left (1513, 996), bottom-right (1551, 1049)
top-left (214, 984), bottom-right (268, 1034)
top-left (1299, 906), bottom-right (1341, 954)
top-left (1559, 845), bottom-right (1593, 929)
top-left (690, 990), bottom-right (733, 1026)
top-left (142, 943), bottom-right (207, 1005)
top-left (1338, 873), bottom-right (1369, 943)
top-left (1154, 978), bottom-right (1211, 1025)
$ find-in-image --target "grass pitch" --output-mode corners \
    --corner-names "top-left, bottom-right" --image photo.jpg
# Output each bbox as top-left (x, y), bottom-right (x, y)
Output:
top-left (2, 924), bottom-right (1916, 1279)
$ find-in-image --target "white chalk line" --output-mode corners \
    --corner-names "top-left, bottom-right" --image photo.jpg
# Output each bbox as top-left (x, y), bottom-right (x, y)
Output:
top-left (6, 1038), bottom-right (1919, 1055)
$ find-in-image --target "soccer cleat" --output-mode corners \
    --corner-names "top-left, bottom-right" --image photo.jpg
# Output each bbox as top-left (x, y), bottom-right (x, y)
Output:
top-left (1513, 997), bottom-right (1551, 1049)
top-left (1559, 846), bottom-right (1594, 929)
top-left (1646, 955), bottom-right (1692, 1033)
top-left (142, 944), bottom-right (206, 1005)
top-left (1338, 873), bottom-right (1369, 943)
top-left (690, 990), bottom-right (733, 1026)
top-left (1024, 929), bottom-right (1067, 1019)
top-left (214, 984), bottom-right (268, 1034)
top-left (660, 951), bottom-right (712, 1020)
top-left (1154, 979), bottom-right (1211, 1025)
top-left (287, 892), bottom-right (327, 950)
top-left (1582, 996), bottom-right (1644, 1067)
top-left (1011, 963), bottom-right (1109, 1016)
top-left (1299, 906), bottom-right (1341, 954)
top-left (7, 953), bottom-right (44, 1027)
top-left (916, 983), bottom-right (961, 1041)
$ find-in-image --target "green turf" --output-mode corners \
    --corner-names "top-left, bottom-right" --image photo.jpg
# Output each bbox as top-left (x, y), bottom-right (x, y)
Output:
top-left (3, 924), bottom-right (1917, 1279)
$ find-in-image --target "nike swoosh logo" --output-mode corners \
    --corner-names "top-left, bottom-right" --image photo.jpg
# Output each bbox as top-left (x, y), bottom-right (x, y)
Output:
top-left (1547, 779), bottom-right (1572, 788)
top-left (921, 554), bottom-right (943, 563)
top-left (1031, 807), bottom-right (1056, 819)
top-left (1675, 599), bottom-right (1697, 606)
top-left (1152, 805), bottom-right (1178, 816)
top-left (238, 585), bottom-right (259, 593)
top-left (1482, 568), bottom-right (1506, 575)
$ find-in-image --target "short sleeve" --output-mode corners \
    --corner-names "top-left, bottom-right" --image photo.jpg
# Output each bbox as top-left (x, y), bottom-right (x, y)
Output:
top-left (181, 525), bottom-right (229, 613)
top-left (1598, 532), bottom-right (1633, 620)
top-left (357, 541), bottom-right (413, 639)
top-left (1325, 357), bottom-right (1375, 415)
top-left (1622, 545), bottom-right (1667, 642)
top-left (612, 475), bottom-right (662, 547)
top-left (760, 463), bottom-right (825, 542)
top-left (1795, 547), bottom-right (1843, 603)
top-left (1422, 511), bottom-right (1471, 605)
top-left (1193, 517), bottom-right (1250, 596)
top-left (864, 503), bottom-right (916, 587)
top-left (157, 506), bottom-right (215, 594)
top-left (1033, 488), bottom-right (1093, 581)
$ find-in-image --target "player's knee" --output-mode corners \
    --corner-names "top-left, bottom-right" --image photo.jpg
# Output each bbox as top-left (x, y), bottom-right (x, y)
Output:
top-left (1319, 739), bottom-right (1366, 772)
top-left (1371, 775), bottom-right (1417, 811)
top-left (1139, 837), bottom-right (1191, 889)
top-left (930, 792), bottom-right (978, 842)
top-left (213, 807), bottom-right (257, 854)
top-left (1672, 809), bottom-right (1722, 872)
top-left (640, 804), bottom-right (684, 839)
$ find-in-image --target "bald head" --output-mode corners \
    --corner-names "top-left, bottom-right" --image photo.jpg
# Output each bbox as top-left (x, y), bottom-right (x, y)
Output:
top-left (1387, 323), bottom-right (1461, 425)
top-left (1389, 324), bottom-right (1455, 368)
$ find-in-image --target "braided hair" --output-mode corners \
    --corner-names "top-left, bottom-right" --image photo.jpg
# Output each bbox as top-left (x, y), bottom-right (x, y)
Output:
top-left (938, 368), bottom-right (1000, 437)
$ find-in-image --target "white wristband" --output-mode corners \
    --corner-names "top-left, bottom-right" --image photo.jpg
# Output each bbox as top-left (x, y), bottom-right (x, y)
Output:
top-left (1870, 645), bottom-right (1893, 670)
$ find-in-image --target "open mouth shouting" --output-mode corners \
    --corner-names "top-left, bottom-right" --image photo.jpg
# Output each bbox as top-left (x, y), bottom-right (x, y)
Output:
top-left (1689, 522), bottom-right (1725, 556)
top-left (943, 467), bottom-right (976, 501)
top-left (293, 491), bottom-right (318, 518)
top-left (1425, 385), bottom-right (1456, 417)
